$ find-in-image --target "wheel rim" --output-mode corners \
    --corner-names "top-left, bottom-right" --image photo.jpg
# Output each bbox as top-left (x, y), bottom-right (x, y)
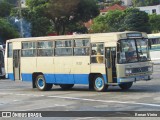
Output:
top-left (38, 78), bottom-right (44, 89)
top-left (95, 77), bottom-right (104, 89)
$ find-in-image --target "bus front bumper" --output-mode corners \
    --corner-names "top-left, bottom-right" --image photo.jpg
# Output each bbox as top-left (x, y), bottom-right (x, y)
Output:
top-left (118, 75), bottom-right (151, 83)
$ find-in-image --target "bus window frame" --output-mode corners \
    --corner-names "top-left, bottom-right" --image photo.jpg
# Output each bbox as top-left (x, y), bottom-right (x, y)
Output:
top-left (55, 39), bottom-right (73, 56)
top-left (37, 41), bottom-right (54, 57)
top-left (91, 42), bottom-right (105, 64)
top-left (7, 42), bottom-right (13, 58)
top-left (21, 41), bottom-right (37, 57)
top-left (73, 39), bottom-right (90, 56)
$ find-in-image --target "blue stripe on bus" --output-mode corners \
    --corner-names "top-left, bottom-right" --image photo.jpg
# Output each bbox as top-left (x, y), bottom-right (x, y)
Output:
top-left (8, 73), bottom-right (14, 81)
top-left (8, 73), bottom-right (107, 84)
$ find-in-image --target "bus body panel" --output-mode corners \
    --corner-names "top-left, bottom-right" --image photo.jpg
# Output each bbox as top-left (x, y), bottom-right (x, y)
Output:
top-left (7, 58), bottom-right (14, 80)
top-left (12, 42), bottom-right (21, 49)
top-left (54, 57), bottom-right (74, 84)
top-left (72, 56), bottom-right (90, 84)
top-left (21, 57), bottom-right (37, 82)
top-left (36, 57), bottom-right (56, 83)
top-left (90, 64), bottom-right (107, 83)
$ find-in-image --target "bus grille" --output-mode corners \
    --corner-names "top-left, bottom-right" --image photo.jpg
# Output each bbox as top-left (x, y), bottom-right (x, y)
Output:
top-left (132, 66), bottom-right (149, 73)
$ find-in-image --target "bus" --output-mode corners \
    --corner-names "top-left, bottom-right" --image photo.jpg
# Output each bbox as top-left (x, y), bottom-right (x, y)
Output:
top-left (0, 45), bottom-right (5, 78)
top-left (148, 33), bottom-right (160, 61)
top-left (5, 31), bottom-right (153, 92)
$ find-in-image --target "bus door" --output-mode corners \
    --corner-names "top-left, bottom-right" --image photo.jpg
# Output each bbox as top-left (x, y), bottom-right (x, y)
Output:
top-left (0, 50), bottom-right (4, 76)
top-left (13, 50), bottom-right (21, 80)
top-left (105, 47), bottom-right (116, 83)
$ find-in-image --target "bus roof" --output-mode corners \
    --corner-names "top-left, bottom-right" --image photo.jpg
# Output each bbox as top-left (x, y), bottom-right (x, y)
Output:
top-left (6, 31), bottom-right (147, 43)
top-left (148, 33), bottom-right (160, 39)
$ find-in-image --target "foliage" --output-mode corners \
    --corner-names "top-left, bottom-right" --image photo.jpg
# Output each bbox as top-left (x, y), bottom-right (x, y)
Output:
top-left (149, 14), bottom-right (160, 33)
top-left (91, 15), bottom-right (109, 33)
top-left (5, 0), bottom-right (18, 6)
top-left (11, 0), bottom-right (53, 37)
top-left (0, 18), bottom-right (19, 43)
top-left (24, 0), bottom-right (99, 36)
top-left (0, 1), bottom-right (13, 17)
top-left (120, 8), bottom-right (151, 33)
top-left (91, 10), bottom-right (123, 32)
top-left (91, 8), bottom-right (151, 33)
top-left (132, 0), bottom-right (160, 7)
top-left (110, 0), bottom-right (122, 6)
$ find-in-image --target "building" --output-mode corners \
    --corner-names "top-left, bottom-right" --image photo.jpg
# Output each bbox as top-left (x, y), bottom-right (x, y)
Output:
top-left (100, 4), bottom-right (127, 15)
top-left (98, 0), bottom-right (132, 7)
top-left (21, 0), bottom-right (26, 8)
top-left (138, 5), bottom-right (160, 15)
top-left (121, 0), bottom-right (132, 6)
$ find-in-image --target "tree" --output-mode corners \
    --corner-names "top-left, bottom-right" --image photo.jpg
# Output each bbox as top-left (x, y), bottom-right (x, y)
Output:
top-left (0, 1), bottom-right (13, 17)
top-left (5, 0), bottom-right (18, 6)
top-left (10, 0), bottom-right (53, 37)
top-left (120, 8), bottom-right (151, 33)
top-left (25, 0), bottom-right (99, 35)
top-left (0, 18), bottom-right (19, 43)
top-left (91, 8), bottom-right (151, 33)
top-left (91, 10), bottom-right (123, 32)
top-left (91, 15), bottom-right (109, 33)
top-left (132, 0), bottom-right (160, 7)
top-left (149, 14), bottom-right (160, 33)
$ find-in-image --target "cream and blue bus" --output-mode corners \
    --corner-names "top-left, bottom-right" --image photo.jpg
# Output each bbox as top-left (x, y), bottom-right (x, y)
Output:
top-left (5, 31), bottom-right (153, 92)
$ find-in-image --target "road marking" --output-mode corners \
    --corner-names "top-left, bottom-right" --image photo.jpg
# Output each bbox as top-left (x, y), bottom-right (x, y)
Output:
top-left (1, 92), bottom-right (160, 107)
top-left (47, 95), bottom-right (160, 107)
top-left (75, 117), bottom-right (94, 120)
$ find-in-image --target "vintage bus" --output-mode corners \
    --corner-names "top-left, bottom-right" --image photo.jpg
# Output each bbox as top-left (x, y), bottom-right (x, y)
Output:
top-left (148, 33), bottom-right (160, 61)
top-left (5, 31), bottom-right (153, 92)
top-left (0, 45), bottom-right (5, 78)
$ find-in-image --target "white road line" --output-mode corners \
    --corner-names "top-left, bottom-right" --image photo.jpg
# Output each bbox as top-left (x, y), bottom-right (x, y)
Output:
top-left (1, 92), bottom-right (160, 107)
top-left (47, 95), bottom-right (160, 107)
top-left (75, 117), bottom-right (94, 120)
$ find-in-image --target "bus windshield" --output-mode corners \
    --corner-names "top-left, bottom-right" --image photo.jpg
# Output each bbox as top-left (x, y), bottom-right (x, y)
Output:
top-left (118, 39), bottom-right (150, 64)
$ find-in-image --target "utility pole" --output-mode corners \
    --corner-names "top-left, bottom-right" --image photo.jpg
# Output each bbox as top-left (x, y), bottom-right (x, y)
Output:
top-left (18, 0), bottom-right (24, 37)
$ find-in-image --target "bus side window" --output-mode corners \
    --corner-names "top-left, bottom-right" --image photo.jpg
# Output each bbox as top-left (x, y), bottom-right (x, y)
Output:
top-left (55, 40), bottom-right (72, 56)
top-left (8, 43), bottom-right (13, 58)
top-left (74, 39), bottom-right (90, 56)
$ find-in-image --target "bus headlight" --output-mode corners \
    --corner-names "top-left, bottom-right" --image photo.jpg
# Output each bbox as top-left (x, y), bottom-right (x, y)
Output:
top-left (148, 66), bottom-right (153, 72)
top-left (126, 68), bottom-right (132, 74)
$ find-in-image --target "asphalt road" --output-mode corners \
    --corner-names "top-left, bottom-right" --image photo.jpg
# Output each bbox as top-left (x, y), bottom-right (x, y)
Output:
top-left (0, 65), bottom-right (160, 120)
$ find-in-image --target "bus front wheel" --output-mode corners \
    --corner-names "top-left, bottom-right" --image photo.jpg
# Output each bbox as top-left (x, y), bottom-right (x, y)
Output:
top-left (59, 84), bottom-right (74, 90)
top-left (93, 75), bottom-right (107, 92)
top-left (35, 75), bottom-right (53, 91)
top-left (119, 82), bottom-right (133, 90)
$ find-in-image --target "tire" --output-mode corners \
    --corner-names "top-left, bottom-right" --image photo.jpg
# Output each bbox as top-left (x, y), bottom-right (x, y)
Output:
top-left (59, 84), bottom-right (74, 90)
top-left (119, 82), bottom-right (133, 90)
top-left (93, 75), bottom-right (107, 92)
top-left (35, 75), bottom-right (53, 91)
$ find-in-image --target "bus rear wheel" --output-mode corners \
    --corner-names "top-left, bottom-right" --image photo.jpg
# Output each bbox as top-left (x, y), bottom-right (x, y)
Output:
top-left (59, 84), bottom-right (74, 90)
top-left (119, 82), bottom-right (133, 90)
top-left (35, 75), bottom-right (53, 91)
top-left (93, 75), bottom-right (107, 92)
